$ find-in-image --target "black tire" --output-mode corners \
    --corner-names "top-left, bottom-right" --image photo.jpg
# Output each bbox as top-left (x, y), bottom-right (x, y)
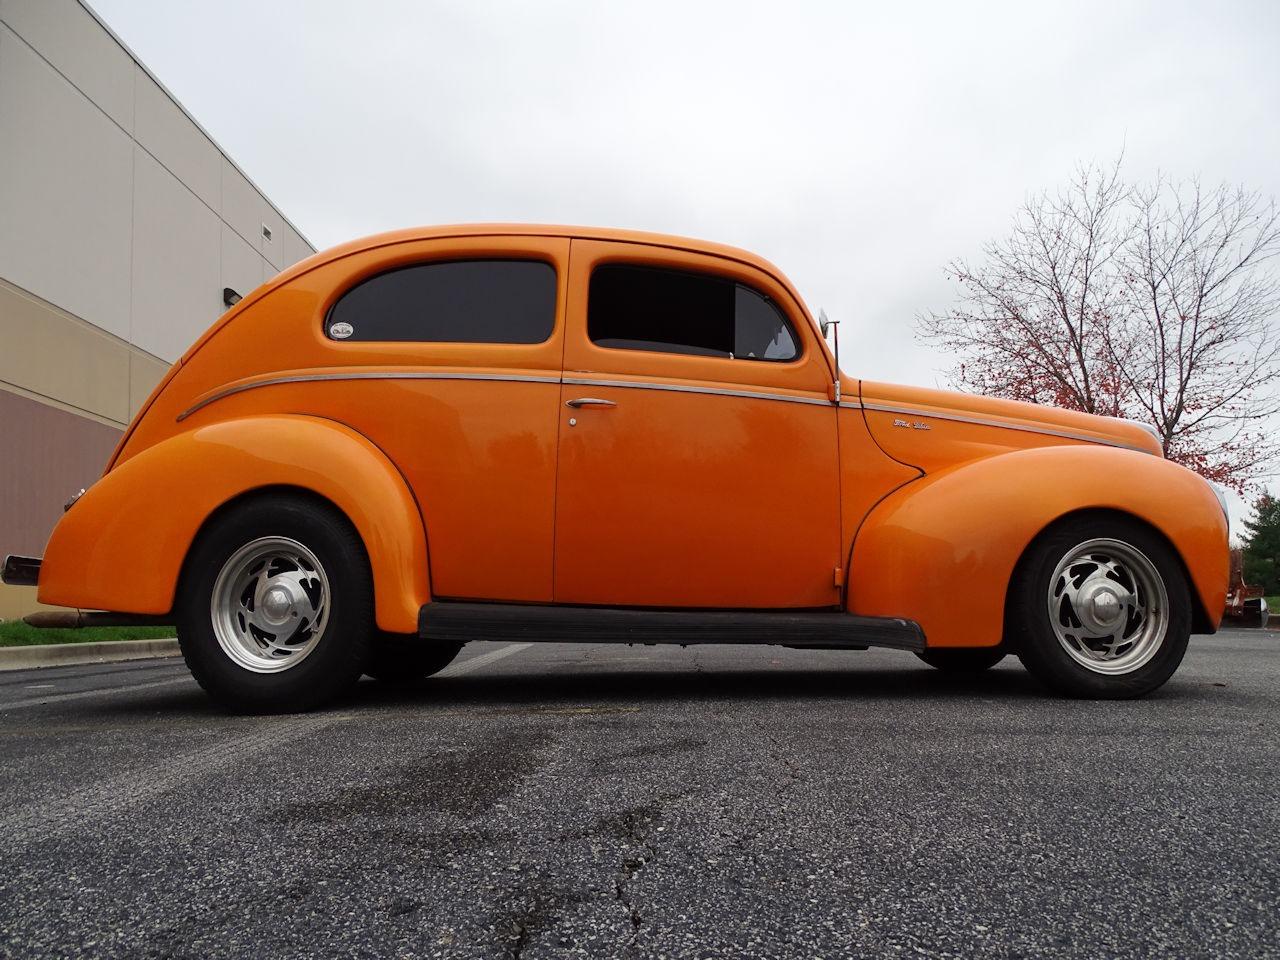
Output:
top-left (364, 633), bottom-right (463, 685)
top-left (1009, 515), bottom-right (1192, 699)
top-left (915, 648), bottom-right (1005, 673)
top-left (176, 495), bottom-right (373, 713)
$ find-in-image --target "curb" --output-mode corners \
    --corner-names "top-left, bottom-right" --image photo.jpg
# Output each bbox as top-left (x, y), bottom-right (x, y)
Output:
top-left (0, 638), bottom-right (180, 672)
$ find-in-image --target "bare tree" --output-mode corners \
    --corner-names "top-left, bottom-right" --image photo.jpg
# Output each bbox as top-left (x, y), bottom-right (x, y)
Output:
top-left (919, 161), bottom-right (1280, 492)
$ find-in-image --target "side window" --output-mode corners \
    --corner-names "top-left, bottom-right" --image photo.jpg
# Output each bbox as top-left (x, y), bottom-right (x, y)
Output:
top-left (587, 264), bottom-right (799, 362)
top-left (326, 259), bottom-right (556, 343)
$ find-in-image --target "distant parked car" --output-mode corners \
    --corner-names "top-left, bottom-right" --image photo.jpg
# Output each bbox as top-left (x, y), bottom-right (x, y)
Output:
top-left (1244, 598), bottom-right (1270, 629)
top-left (3, 225), bottom-right (1229, 710)
top-left (1224, 547), bottom-right (1270, 628)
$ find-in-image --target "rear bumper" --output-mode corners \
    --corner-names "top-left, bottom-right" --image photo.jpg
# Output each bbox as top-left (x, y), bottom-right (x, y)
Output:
top-left (1, 555), bottom-right (41, 587)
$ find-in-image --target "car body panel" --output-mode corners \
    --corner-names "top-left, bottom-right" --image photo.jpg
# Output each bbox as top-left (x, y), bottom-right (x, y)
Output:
top-left (859, 380), bottom-right (1163, 471)
top-left (553, 239), bottom-right (842, 607)
top-left (848, 443), bottom-right (1228, 646)
top-left (37, 415), bottom-right (430, 633)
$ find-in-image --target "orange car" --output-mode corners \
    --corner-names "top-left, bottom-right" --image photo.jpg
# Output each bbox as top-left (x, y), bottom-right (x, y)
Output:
top-left (2, 225), bottom-right (1229, 710)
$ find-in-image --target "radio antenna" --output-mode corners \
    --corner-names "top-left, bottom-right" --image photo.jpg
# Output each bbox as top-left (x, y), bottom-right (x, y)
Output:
top-left (819, 309), bottom-right (841, 401)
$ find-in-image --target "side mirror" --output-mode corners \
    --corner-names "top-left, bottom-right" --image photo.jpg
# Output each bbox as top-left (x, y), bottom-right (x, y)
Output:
top-left (818, 308), bottom-right (831, 340)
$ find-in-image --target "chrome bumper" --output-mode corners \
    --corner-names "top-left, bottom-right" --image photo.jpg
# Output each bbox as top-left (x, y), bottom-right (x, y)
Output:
top-left (1, 555), bottom-right (41, 587)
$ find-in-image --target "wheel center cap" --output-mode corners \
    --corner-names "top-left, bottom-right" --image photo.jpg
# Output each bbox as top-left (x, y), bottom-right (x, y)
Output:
top-left (1088, 588), bottom-right (1122, 625)
top-left (261, 585), bottom-right (294, 623)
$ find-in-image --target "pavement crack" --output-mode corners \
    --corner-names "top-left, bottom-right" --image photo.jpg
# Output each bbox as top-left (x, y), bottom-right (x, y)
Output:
top-left (508, 916), bottom-right (531, 960)
top-left (761, 727), bottom-right (805, 787)
top-left (609, 791), bottom-right (687, 955)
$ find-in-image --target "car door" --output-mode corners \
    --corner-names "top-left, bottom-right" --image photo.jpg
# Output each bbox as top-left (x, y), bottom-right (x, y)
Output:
top-left (553, 239), bottom-right (842, 608)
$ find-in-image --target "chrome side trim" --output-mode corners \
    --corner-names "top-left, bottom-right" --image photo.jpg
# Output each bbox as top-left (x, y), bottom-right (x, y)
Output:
top-left (177, 369), bottom-right (1149, 453)
top-left (177, 370), bottom-right (563, 421)
top-left (180, 370), bottom-right (833, 421)
top-left (859, 402), bottom-right (1151, 454)
top-left (561, 376), bottom-right (831, 407)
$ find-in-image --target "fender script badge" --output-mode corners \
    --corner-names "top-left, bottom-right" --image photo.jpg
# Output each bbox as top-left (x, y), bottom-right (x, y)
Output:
top-left (893, 418), bottom-right (932, 431)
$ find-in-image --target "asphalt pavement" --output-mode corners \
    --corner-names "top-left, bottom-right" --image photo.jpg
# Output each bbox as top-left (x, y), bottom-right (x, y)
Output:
top-left (0, 630), bottom-right (1276, 959)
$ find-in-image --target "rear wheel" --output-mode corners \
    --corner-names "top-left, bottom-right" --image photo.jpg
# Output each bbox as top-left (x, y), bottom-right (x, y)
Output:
top-left (365, 633), bottom-right (463, 684)
top-left (915, 648), bottom-right (1005, 673)
top-left (177, 495), bottom-right (373, 712)
top-left (1010, 516), bottom-right (1191, 699)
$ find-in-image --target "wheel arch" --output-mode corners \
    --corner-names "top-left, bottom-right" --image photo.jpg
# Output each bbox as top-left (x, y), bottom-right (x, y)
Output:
top-left (178, 483), bottom-right (373, 592)
top-left (846, 444), bottom-right (1228, 648)
top-left (1002, 507), bottom-right (1217, 644)
top-left (37, 415), bottom-right (431, 633)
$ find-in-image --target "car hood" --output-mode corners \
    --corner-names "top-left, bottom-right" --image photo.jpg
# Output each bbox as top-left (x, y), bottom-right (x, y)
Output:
top-left (857, 380), bottom-right (1164, 459)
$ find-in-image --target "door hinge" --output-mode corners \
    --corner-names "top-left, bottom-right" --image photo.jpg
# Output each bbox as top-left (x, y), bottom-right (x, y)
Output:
top-left (833, 566), bottom-right (843, 588)
top-left (828, 380), bottom-right (841, 403)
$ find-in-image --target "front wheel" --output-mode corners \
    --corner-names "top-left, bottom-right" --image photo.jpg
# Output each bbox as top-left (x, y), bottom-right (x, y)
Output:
top-left (177, 495), bottom-right (374, 713)
top-left (1009, 516), bottom-right (1191, 699)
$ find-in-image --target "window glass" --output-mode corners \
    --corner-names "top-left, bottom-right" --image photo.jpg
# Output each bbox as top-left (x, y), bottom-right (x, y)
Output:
top-left (587, 264), bottom-right (798, 362)
top-left (326, 259), bottom-right (556, 343)
top-left (734, 284), bottom-right (798, 361)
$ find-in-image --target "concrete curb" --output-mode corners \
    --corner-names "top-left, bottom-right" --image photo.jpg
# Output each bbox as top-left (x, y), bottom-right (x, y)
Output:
top-left (0, 638), bottom-right (180, 671)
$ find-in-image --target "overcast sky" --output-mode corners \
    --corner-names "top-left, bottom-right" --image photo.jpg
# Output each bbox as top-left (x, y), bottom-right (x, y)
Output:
top-left (91, 0), bottom-right (1280, 515)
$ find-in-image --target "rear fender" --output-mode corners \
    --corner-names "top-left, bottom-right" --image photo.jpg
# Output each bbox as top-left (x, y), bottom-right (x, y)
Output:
top-left (37, 415), bottom-right (430, 633)
top-left (847, 445), bottom-right (1228, 647)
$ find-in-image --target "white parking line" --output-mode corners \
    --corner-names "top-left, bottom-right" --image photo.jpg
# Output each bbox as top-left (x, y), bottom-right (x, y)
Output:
top-left (0, 712), bottom-right (347, 847)
top-left (0, 676), bottom-right (192, 711)
top-left (436, 643), bottom-right (532, 678)
top-left (0, 642), bottom-right (533, 710)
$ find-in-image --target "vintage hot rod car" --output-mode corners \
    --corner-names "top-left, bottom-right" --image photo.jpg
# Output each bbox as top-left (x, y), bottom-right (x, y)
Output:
top-left (2, 225), bottom-right (1228, 710)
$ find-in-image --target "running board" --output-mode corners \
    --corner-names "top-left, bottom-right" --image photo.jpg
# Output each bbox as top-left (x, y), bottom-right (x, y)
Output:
top-left (418, 602), bottom-right (925, 651)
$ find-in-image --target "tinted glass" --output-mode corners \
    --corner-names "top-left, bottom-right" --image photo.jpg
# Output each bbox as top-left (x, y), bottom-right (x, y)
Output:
top-left (588, 264), bottom-right (798, 362)
top-left (734, 285), bottom-right (798, 361)
top-left (326, 259), bottom-right (556, 343)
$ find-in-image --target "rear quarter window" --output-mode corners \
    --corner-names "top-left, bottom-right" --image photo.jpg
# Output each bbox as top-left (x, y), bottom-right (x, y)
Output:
top-left (326, 259), bottom-right (556, 343)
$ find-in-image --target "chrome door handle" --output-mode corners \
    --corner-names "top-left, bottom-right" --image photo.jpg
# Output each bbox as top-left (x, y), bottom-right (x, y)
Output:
top-left (565, 397), bottom-right (617, 408)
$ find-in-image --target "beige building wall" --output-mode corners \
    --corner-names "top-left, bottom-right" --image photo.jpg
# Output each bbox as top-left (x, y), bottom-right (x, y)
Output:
top-left (0, 0), bottom-right (316, 620)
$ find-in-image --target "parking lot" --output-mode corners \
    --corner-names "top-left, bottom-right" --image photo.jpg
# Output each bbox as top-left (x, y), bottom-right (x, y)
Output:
top-left (0, 630), bottom-right (1276, 959)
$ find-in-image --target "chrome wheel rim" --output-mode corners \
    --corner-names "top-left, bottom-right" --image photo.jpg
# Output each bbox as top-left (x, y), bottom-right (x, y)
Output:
top-left (1047, 538), bottom-right (1168, 675)
top-left (210, 536), bottom-right (330, 673)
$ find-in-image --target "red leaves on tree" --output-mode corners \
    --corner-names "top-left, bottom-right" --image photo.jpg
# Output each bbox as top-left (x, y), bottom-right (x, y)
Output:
top-left (918, 161), bottom-right (1280, 493)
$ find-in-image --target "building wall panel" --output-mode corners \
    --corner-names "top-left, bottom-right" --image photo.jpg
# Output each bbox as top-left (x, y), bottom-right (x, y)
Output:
top-left (128, 350), bottom-right (169, 418)
top-left (133, 65), bottom-right (221, 210)
top-left (130, 147), bottom-right (222, 362)
top-left (221, 223), bottom-right (266, 311)
top-left (220, 157), bottom-right (268, 257)
top-left (260, 202), bottom-right (284, 270)
top-left (0, 280), bottom-right (131, 425)
top-left (284, 225), bottom-right (313, 271)
top-left (0, 26), bottom-right (133, 340)
top-left (0, 387), bottom-right (121, 557)
top-left (0, 0), bottom-right (134, 131)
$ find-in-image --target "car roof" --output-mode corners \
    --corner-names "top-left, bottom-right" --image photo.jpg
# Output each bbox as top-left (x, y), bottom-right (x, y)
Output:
top-left (283, 223), bottom-right (787, 285)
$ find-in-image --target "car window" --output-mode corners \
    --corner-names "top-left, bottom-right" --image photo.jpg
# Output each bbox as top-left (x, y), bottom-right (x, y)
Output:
top-left (326, 259), bottom-right (556, 343)
top-left (587, 264), bottom-right (798, 362)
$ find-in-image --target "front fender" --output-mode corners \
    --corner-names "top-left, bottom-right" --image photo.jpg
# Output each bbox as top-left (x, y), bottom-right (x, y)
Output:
top-left (38, 415), bottom-right (430, 633)
top-left (847, 445), bottom-right (1228, 647)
